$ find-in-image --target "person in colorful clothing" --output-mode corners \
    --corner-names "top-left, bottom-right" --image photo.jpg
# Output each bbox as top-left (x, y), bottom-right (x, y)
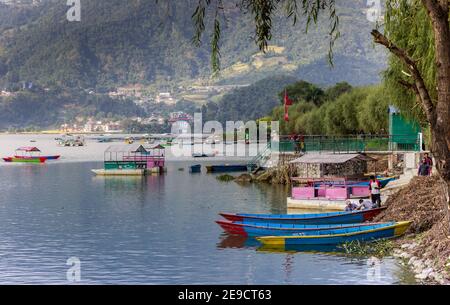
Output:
top-left (368, 175), bottom-right (382, 208)
top-left (424, 153), bottom-right (433, 176)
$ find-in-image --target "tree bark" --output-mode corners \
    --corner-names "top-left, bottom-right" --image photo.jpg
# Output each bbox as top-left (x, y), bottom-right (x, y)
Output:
top-left (422, 0), bottom-right (450, 204)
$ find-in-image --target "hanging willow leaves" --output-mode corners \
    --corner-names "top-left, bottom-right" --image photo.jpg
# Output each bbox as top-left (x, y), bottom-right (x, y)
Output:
top-left (382, 0), bottom-right (436, 124)
top-left (191, 0), bottom-right (339, 73)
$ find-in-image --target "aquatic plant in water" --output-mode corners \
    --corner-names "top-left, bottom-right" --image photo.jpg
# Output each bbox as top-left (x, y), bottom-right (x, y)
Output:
top-left (339, 240), bottom-right (394, 258)
top-left (216, 174), bottom-right (235, 182)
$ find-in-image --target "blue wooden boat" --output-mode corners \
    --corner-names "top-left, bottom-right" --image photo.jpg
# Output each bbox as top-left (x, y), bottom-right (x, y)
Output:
top-left (220, 207), bottom-right (386, 225)
top-left (256, 221), bottom-right (411, 246)
top-left (189, 164), bottom-right (201, 173)
top-left (206, 165), bottom-right (248, 173)
top-left (216, 220), bottom-right (391, 237)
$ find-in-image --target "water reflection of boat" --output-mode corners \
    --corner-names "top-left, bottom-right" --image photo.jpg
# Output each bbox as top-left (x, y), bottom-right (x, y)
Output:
top-left (216, 235), bottom-right (260, 249)
top-left (257, 244), bottom-right (341, 254)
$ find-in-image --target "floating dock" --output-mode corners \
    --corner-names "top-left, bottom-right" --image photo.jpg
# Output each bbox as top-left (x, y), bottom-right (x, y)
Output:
top-left (92, 144), bottom-right (166, 176)
top-left (92, 167), bottom-right (164, 176)
top-left (287, 197), bottom-right (347, 211)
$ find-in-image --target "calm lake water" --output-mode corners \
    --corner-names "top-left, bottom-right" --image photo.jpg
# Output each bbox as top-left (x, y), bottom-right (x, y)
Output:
top-left (0, 135), bottom-right (415, 284)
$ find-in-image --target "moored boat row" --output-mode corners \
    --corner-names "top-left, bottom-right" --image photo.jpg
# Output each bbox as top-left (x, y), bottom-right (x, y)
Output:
top-left (216, 208), bottom-right (411, 249)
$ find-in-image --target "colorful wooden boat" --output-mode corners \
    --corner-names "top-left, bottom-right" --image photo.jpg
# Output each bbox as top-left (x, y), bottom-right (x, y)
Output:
top-left (216, 220), bottom-right (391, 237)
top-left (206, 165), bottom-right (248, 173)
top-left (256, 221), bottom-right (411, 246)
top-left (3, 157), bottom-right (46, 163)
top-left (9, 147), bottom-right (60, 161)
top-left (220, 207), bottom-right (386, 225)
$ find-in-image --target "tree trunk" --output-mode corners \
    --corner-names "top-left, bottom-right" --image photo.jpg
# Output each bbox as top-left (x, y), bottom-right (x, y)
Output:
top-left (423, 0), bottom-right (450, 207)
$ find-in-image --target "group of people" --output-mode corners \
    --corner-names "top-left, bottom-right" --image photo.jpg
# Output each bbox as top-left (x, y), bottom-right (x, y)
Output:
top-left (345, 175), bottom-right (382, 212)
top-left (345, 199), bottom-right (375, 212)
top-left (418, 153), bottom-right (434, 176)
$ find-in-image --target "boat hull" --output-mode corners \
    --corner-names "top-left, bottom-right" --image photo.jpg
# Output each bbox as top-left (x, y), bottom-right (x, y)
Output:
top-left (220, 208), bottom-right (386, 225)
top-left (14, 155), bottom-right (60, 160)
top-left (3, 157), bottom-right (46, 163)
top-left (216, 220), bottom-right (391, 237)
top-left (189, 165), bottom-right (201, 173)
top-left (256, 221), bottom-right (411, 246)
top-left (206, 165), bottom-right (248, 173)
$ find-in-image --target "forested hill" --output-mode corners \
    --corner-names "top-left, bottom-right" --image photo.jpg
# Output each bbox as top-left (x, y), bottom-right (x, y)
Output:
top-left (0, 0), bottom-right (386, 90)
top-left (202, 75), bottom-right (298, 124)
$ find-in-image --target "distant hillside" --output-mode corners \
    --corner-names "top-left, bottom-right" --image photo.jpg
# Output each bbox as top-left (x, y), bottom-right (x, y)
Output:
top-left (0, 88), bottom-right (145, 129)
top-left (203, 75), bottom-right (298, 124)
top-left (0, 0), bottom-right (386, 89)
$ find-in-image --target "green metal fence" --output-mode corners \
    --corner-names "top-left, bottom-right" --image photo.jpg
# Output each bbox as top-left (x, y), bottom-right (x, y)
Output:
top-left (273, 134), bottom-right (420, 153)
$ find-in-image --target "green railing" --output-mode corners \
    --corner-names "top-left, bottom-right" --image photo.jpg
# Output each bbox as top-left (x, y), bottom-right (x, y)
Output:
top-left (273, 134), bottom-right (420, 153)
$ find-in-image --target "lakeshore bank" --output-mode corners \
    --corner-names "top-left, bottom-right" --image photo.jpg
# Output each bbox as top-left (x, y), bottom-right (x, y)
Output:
top-left (375, 176), bottom-right (450, 284)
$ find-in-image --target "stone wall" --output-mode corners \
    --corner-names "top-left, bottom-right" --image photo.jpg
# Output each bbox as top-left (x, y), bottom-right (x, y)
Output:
top-left (296, 163), bottom-right (321, 178)
top-left (295, 159), bottom-right (367, 178)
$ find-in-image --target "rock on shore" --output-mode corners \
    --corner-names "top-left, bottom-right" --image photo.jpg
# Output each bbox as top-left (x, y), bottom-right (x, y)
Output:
top-left (376, 176), bottom-right (450, 284)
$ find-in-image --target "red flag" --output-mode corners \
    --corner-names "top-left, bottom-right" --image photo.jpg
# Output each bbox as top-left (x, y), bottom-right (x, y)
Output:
top-left (284, 89), bottom-right (292, 122)
top-left (284, 104), bottom-right (289, 122)
top-left (284, 89), bottom-right (293, 106)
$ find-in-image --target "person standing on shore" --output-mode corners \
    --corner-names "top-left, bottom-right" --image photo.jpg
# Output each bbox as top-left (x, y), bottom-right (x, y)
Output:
top-left (368, 176), bottom-right (382, 208)
top-left (424, 153), bottom-right (433, 176)
top-left (418, 157), bottom-right (431, 176)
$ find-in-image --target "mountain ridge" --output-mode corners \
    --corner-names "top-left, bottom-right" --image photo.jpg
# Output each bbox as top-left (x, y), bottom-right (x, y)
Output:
top-left (0, 0), bottom-right (386, 89)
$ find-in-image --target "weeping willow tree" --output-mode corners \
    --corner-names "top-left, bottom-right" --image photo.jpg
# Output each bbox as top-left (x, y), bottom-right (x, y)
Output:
top-left (190, 0), bottom-right (450, 206)
top-left (370, 0), bottom-right (450, 202)
top-left (381, 1), bottom-right (436, 124)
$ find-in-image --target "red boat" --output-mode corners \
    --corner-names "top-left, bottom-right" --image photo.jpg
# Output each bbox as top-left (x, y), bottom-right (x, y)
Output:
top-left (219, 208), bottom-right (386, 225)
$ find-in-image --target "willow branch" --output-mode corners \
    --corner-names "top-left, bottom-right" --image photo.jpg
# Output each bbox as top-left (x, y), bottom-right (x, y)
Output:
top-left (371, 29), bottom-right (436, 125)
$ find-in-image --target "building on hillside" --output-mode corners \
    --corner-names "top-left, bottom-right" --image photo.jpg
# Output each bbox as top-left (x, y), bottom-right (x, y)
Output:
top-left (171, 121), bottom-right (191, 135)
top-left (156, 92), bottom-right (176, 105)
top-left (168, 112), bottom-right (193, 123)
top-left (143, 115), bottom-right (166, 125)
top-left (104, 122), bottom-right (122, 133)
